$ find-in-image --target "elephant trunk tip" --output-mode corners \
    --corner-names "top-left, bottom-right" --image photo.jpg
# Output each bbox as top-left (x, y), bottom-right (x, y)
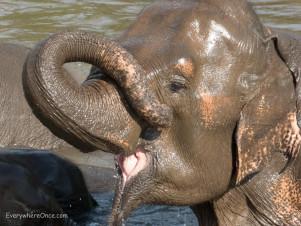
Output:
top-left (131, 89), bottom-right (173, 128)
top-left (148, 105), bottom-right (173, 128)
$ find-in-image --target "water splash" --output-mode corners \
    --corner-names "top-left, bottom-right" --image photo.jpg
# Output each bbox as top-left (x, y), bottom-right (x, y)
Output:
top-left (121, 217), bottom-right (126, 226)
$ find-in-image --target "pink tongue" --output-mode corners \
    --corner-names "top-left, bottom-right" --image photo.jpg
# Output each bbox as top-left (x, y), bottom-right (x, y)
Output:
top-left (122, 154), bottom-right (138, 177)
top-left (118, 149), bottom-right (147, 185)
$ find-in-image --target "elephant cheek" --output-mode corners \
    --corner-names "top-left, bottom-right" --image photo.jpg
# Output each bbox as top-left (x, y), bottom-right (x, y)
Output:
top-left (198, 95), bottom-right (241, 128)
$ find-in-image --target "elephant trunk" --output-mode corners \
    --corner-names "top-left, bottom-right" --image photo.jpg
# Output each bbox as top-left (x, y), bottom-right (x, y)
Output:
top-left (23, 32), bottom-right (171, 153)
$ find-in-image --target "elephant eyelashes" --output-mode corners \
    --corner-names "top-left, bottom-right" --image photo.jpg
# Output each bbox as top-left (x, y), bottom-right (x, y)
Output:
top-left (169, 75), bottom-right (187, 93)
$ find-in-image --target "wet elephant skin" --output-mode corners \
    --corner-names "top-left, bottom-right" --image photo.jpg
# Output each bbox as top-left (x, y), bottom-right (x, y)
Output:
top-left (21, 0), bottom-right (301, 225)
top-left (0, 149), bottom-right (96, 226)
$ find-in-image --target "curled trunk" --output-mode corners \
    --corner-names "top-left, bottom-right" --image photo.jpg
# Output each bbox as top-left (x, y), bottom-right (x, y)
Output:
top-left (23, 32), bottom-right (171, 153)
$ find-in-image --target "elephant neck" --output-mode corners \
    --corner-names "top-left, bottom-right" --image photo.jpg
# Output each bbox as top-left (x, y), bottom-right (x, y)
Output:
top-left (193, 152), bottom-right (301, 226)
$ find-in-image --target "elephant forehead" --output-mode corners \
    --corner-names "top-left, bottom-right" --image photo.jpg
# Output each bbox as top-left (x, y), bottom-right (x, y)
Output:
top-left (121, 0), bottom-right (198, 37)
top-left (188, 19), bottom-right (233, 57)
top-left (118, 1), bottom-right (201, 67)
top-left (120, 1), bottom-right (260, 77)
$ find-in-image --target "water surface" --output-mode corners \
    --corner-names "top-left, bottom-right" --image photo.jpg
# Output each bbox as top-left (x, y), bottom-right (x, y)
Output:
top-left (76, 192), bottom-right (197, 226)
top-left (0, 0), bottom-right (300, 47)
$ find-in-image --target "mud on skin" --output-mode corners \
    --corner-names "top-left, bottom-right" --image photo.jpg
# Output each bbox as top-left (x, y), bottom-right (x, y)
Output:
top-left (20, 0), bottom-right (301, 225)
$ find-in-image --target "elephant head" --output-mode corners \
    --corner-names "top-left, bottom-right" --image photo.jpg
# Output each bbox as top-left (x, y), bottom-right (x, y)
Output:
top-left (23, 0), bottom-right (301, 225)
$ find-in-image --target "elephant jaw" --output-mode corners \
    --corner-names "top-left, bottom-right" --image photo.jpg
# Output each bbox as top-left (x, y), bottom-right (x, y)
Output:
top-left (116, 146), bottom-right (148, 188)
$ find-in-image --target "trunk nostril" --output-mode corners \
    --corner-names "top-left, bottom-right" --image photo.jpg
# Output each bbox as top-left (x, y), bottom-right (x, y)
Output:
top-left (140, 128), bottom-right (160, 141)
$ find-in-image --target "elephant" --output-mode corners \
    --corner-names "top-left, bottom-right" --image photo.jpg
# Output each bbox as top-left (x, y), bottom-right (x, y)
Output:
top-left (0, 43), bottom-right (116, 192)
top-left (20, 0), bottom-right (301, 225)
top-left (0, 148), bottom-right (96, 226)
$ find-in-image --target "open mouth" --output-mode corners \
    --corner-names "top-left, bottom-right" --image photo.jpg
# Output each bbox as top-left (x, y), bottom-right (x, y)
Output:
top-left (110, 146), bottom-right (153, 225)
top-left (116, 146), bottom-right (149, 188)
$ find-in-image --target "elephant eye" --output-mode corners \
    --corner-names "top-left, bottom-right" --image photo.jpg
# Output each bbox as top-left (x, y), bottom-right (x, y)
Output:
top-left (169, 75), bottom-right (187, 93)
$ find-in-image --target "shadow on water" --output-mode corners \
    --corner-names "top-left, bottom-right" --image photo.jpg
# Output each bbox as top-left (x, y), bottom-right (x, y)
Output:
top-left (0, 0), bottom-right (300, 225)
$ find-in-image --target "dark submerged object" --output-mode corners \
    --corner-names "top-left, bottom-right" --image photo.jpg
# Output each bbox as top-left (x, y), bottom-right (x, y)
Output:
top-left (0, 149), bottom-right (96, 226)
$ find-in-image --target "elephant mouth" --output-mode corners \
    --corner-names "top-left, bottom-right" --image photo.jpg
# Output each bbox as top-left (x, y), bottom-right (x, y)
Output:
top-left (111, 144), bottom-right (154, 225)
top-left (116, 146), bottom-right (150, 189)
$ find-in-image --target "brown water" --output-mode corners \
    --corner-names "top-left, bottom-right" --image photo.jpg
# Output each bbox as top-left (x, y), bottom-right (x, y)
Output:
top-left (0, 0), bottom-right (300, 47)
top-left (0, 1), bottom-right (300, 226)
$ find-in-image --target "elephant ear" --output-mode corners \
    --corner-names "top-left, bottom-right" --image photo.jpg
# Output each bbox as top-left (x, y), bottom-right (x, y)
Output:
top-left (268, 28), bottom-right (301, 127)
top-left (235, 44), bottom-right (299, 185)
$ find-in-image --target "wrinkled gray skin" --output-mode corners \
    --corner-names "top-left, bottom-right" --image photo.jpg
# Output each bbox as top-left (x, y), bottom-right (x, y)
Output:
top-left (0, 43), bottom-right (115, 192)
top-left (21, 0), bottom-right (301, 225)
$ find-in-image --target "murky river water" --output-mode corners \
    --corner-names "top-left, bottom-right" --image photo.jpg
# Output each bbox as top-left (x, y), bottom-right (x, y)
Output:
top-left (0, 0), bottom-right (300, 226)
top-left (0, 0), bottom-right (300, 47)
